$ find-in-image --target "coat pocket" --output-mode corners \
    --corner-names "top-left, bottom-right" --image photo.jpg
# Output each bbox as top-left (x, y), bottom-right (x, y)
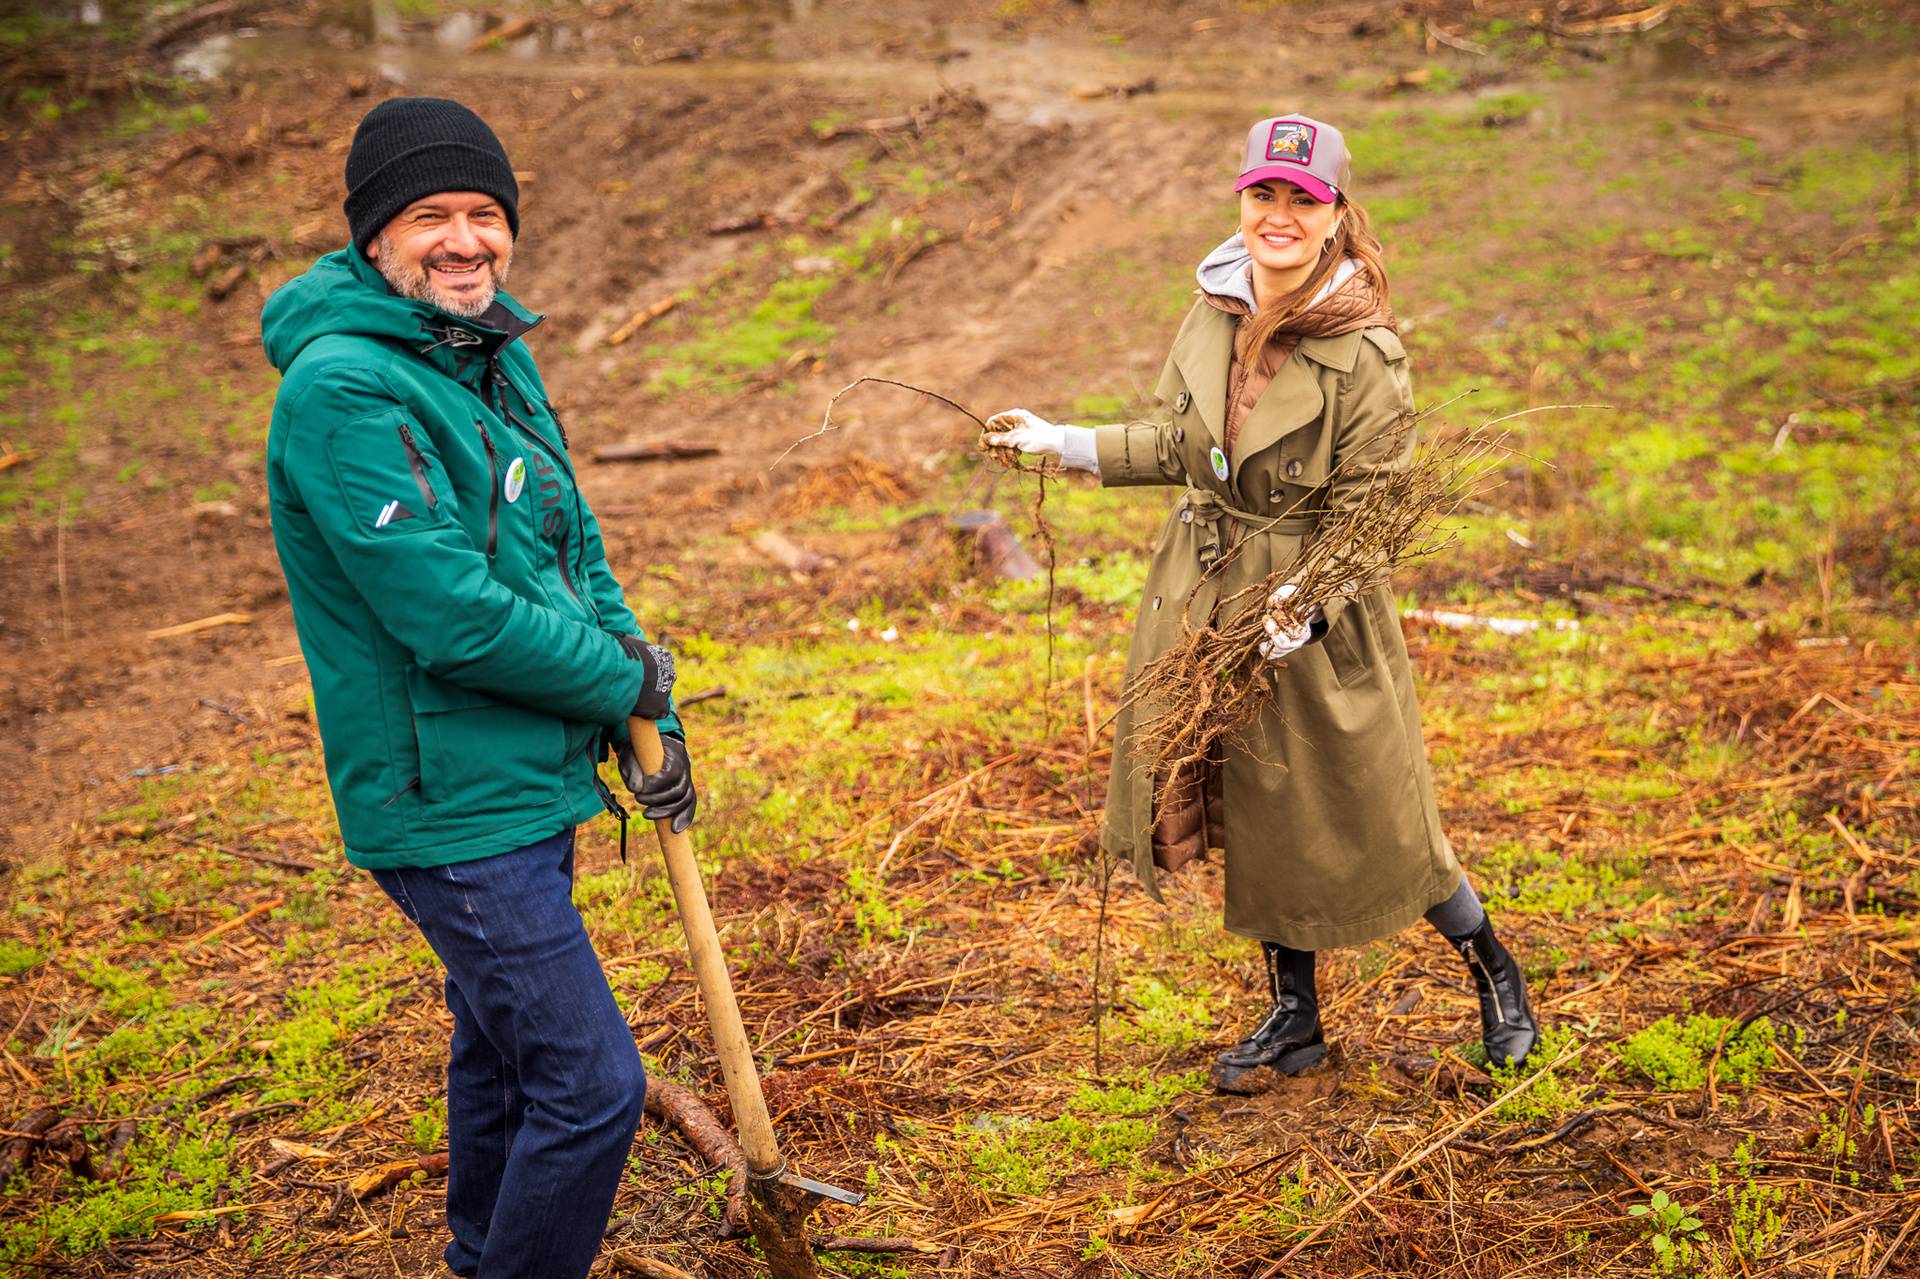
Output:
top-left (405, 666), bottom-right (568, 812)
top-left (1321, 599), bottom-right (1374, 689)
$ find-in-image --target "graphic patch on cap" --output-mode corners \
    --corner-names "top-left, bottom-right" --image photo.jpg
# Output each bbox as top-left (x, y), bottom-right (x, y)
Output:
top-left (1266, 121), bottom-right (1316, 165)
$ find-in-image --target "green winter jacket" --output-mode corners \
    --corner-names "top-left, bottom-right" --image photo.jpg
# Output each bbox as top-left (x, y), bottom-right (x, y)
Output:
top-left (263, 248), bottom-right (679, 870)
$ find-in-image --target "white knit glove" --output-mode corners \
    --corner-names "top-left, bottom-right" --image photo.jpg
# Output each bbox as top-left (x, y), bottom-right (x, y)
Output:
top-left (982, 408), bottom-right (1101, 475)
top-left (1258, 582), bottom-right (1321, 663)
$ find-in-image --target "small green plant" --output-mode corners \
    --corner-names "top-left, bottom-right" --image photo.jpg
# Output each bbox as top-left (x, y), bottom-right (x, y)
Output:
top-left (0, 939), bottom-right (42, 976)
top-left (410, 1100), bottom-right (447, 1152)
top-left (1812, 1110), bottom-right (1863, 1185)
top-left (1618, 1014), bottom-right (1776, 1092)
top-left (1713, 1136), bottom-right (1785, 1260)
top-left (844, 863), bottom-right (921, 944)
top-left (670, 1169), bottom-right (734, 1221)
top-left (962, 1110), bottom-right (1161, 1197)
top-left (1068, 1067), bottom-right (1206, 1116)
top-left (1113, 978), bottom-right (1213, 1053)
top-left (1484, 1024), bottom-right (1594, 1123)
top-left (1629, 1189), bottom-right (1706, 1275)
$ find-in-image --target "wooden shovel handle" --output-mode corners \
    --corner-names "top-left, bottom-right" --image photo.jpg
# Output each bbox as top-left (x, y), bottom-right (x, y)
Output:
top-left (628, 715), bottom-right (784, 1177)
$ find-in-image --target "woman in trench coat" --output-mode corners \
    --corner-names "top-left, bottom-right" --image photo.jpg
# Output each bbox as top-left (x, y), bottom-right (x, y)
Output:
top-left (986, 114), bottom-right (1538, 1091)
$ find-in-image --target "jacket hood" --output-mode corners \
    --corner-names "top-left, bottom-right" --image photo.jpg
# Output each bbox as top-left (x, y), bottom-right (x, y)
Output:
top-left (1195, 232), bottom-right (1361, 315)
top-left (261, 248), bottom-right (539, 375)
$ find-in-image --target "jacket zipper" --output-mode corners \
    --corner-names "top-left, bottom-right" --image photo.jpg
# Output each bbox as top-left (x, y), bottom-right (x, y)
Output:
top-left (552, 525), bottom-right (584, 606)
top-left (491, 363), bottom-right (595, 618)
top-left (476, 421), bottom-right (501, 558)
top-left (396, 424), bottom-right (438, 511)
top-left (1462, 940), bottom-right (1509, 1026)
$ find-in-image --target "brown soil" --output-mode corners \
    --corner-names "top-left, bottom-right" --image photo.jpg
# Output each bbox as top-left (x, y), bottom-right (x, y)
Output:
top-left (0, 0), bottom-right (1893, 857)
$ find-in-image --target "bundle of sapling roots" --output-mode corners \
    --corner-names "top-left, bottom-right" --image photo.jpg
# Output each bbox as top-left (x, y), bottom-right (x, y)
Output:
top-left (1123, 404), bottom-right (1527, 806)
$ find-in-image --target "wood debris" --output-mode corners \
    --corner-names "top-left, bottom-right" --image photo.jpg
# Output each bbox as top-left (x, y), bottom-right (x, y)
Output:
top-left (146, 611), bottom-right (255, 640)
top-left (606, 295), bottom-right (679, 347)
top-left (591, 441), bottom-right (720, 464)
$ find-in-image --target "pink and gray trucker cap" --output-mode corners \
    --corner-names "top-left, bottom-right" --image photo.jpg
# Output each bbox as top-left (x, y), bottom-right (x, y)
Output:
top-left (1235, 115), bottom-right (1351, 203)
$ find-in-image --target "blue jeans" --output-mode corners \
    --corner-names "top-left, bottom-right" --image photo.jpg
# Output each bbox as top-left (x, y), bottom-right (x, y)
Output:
top-left (372, 828), bottom-right (646, 1279)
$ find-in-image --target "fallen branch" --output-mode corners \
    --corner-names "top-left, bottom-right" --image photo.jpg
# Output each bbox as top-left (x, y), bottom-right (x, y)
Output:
top-left (643, 1078), bottom-right (748, 1237)
top-left (0, 1109), bottom-right (63, 1183)
top-left (592, 442), bottom-right (720, 465)
top-left (138, 0), bottom-right (262, 54)
top-left (606, 295), bottom-right (679, 346)
top-left (1425, 20), bottom-right (1490, 55)
top-left (607, 1254), bottom-right (701, 1279)
top-left (1553, 2), bottom-right (1672, 36)
top-left (774, 376), bottom-right (985, 469)
top-left (166, 830), bottom-right (317, 874)
top-left (44, 1115), bottom-right (139, 1181)
top-left (467, 14), bottom-right (542, 53)
top-left (1446, 1101), bottom-right (1651, 1157)
top-left (88, 1118), bottom-right (139, 1181)
top-left (189, 897), bottom-right (284, 946)
top-left (809, 88), bottom-right (985, 141)
top-left (347, 1151), bottom-right (449, 1200)
top-left (147, 612), bottom-right (254, 641)
top-left (753, 530), bottom-right (832, 576)
top-left (817, 1236), bottom-right (943, 1255)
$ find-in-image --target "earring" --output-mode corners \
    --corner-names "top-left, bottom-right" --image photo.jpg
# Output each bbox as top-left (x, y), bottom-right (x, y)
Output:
top-left (1321, 236), bottom-right (1335, 253)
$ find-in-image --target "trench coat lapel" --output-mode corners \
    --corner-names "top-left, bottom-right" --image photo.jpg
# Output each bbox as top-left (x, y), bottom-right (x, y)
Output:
top-left (1229, 349), bottom-right (1324, 485)
top-left (1170, 303), bottom-right (1235, 449)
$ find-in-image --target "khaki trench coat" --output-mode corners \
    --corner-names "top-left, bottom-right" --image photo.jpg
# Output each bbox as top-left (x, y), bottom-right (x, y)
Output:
top-left (1094, 297), bottom-right (1461, 952)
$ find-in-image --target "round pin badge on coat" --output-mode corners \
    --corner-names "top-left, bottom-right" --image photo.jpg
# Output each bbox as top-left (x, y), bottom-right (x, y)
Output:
top-left (503, 457), bottom-right (526, 504)
top-left (1210, 446), bottom-right (1230, 482)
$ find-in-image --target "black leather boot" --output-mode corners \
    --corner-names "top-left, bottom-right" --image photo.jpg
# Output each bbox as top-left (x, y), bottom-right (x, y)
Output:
top-left (1211, 943), bottom-right (1326, 1092)
top-left (1450, 916), bottom-right (1537, 1068)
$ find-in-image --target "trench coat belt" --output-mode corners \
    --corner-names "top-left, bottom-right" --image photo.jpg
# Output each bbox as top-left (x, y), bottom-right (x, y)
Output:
top-left (1180, 488), bottom-right (1318, 571)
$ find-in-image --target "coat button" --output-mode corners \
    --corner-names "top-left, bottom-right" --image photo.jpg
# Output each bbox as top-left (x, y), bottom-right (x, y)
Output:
top-left (1173, 427), bottom-right (1185, 443)
top-left (1174, 391), bottom-right (1191, 412)
top-left (1152, 595), bottom-right (1162, 610)
top-left (1285, 458), bottom-right (1304, 479)
top-left (1269, 489), bottom-right (1282, 502)
top-left (1179, 508), bottom-right (1193, 523)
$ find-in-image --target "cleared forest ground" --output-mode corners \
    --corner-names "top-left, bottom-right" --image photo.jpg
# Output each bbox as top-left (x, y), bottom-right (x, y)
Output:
top-left (1, 2), bottom-right (1916, 1276)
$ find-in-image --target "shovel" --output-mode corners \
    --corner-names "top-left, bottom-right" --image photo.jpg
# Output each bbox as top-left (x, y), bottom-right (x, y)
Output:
top-left (628, 716), bottom-right (863, 1278)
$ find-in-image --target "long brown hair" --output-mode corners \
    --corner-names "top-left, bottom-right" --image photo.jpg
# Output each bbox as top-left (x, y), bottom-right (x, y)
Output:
top-left (1234, 195), bottom-right (1391, 363)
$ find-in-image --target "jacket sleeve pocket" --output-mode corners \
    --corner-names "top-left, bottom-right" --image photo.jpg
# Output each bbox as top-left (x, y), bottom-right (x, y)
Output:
top-left (291, 403), bottom-right (643, 726)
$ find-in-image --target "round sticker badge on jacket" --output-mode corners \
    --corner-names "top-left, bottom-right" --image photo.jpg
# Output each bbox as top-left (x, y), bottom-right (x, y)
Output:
top-left (503, 457), bottom-right (526, 503)
top-left (1210, 446), bottom-right (1230, 482)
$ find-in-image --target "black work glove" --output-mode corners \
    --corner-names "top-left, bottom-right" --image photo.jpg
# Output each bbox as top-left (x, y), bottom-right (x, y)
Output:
top-left (617, 732), bottom-right (697, 834)
top-left (614, 632), bottom-right (676, 721)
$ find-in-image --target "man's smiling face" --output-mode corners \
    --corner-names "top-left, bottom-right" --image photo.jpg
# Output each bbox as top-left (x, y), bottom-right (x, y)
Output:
top-left (368, 190), bottom-right (513, 318)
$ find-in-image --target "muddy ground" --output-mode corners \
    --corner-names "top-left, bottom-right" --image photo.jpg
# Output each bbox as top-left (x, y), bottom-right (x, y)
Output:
top-left (1, 1), bottom-right (1917, 1276)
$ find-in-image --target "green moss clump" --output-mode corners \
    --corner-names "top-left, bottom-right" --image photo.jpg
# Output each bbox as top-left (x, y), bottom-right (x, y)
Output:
top-left (1619, 1014), bottom-right (1776, 1092)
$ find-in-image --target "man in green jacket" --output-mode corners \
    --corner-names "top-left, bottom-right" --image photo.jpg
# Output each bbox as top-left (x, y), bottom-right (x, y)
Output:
top-left (263, 97), bottom-right (691, 1279)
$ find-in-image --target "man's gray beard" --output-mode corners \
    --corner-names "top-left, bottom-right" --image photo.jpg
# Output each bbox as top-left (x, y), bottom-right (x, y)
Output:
top-left (375, 233), bottom-right (509, 318)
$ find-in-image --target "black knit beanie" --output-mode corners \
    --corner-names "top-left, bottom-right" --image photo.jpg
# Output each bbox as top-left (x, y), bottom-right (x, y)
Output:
top-left (343, 97), bottom-right (520, 254)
